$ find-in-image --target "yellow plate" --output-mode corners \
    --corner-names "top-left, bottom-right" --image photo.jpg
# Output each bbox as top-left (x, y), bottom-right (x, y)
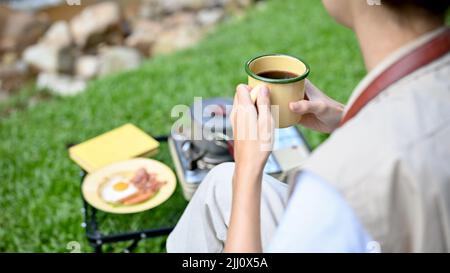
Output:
top-left (82, 158), bottom-right (176, 214)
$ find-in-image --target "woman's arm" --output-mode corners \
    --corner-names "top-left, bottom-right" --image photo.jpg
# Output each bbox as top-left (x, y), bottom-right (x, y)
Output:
top-left (224, 84), bottom-right (273, 253)
top-left (225, 167), bottom-right (264, 252)
top-left (224, 80), bottom-right (343, 252)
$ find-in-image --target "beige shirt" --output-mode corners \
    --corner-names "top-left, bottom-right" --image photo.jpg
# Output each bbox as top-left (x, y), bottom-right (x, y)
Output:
top-left (303, 27), bottom-right (450, 252)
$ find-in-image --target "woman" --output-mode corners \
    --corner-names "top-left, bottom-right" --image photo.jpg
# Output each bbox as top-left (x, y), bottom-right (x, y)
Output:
top-left (167, 0), bottom-right (450, 252)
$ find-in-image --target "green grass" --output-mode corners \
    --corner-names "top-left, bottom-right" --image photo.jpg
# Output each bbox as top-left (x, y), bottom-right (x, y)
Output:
top-left (0, 0), bottom-right (365, 252)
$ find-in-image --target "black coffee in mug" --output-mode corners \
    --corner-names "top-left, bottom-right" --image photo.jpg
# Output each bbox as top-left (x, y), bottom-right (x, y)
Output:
top-left (257, 70), bottom-right (299, 80)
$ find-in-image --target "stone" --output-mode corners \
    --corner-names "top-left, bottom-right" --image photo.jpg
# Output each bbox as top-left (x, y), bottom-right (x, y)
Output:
top-left (75, 55), bottom-right (99, 80)
top-left (159, 0), bottom-right (227, 13)
top-left (37, 1), bottom-right (85, 22)
top-left (41, 21), bottom-right (73, 48)
top-left (2, 52), bottom-right (19, 67)
top-left (121, 0), bottom-right (142, 20)
top-left (0, 6), bottom-right (49, 55)
top-left (152, 27), bottom-right (201, 55)
top-left (70, 2), bottom-right (122, 48)
top-left (37, 73), bottom-right (86, 96)
top-left (230, 0), bottom-right (254, 8)
top-left (98, 46), bottom-right (142, 76)
top-left (225, 0), bottom-right (254, 14)
top-left (138, 0), bottom-right (164, 19)
top-left (163, 11), bottom-right (198, 28)
top-left (22, 20), bottom-right (76, 74)
top-left (196, 8), bottom-right (225, 26)
top-left (125, 20), bottom-right (162, 56)
top-left (22, 43), bottom-right (76, 74)
top-left (152, 11), bottom-right (205, 55)
top-left (0, 60), bottom-right (30, 95)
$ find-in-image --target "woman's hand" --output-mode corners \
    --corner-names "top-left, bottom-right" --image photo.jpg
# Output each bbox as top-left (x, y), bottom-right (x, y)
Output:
top-left (289, 80), bottom-right (344, 133)
top-left (224, 84), bottom-right (273, 253)
top-left (230, 84), bottom-right (274, 175)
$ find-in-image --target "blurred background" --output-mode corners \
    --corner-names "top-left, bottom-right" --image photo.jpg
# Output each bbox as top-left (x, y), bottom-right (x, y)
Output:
top-left (0, 0), bottom-right (259, 100)
top-left (1, 0), bottom-right (416, 252)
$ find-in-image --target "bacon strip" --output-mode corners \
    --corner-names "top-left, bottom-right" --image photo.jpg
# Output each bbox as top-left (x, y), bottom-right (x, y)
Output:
top-left (119, 167), bottom-right (167, 205)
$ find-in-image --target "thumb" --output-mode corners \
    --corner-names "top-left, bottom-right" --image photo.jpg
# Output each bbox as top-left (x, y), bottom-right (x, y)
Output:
top-left (289, 100), bottom-right (326, 115)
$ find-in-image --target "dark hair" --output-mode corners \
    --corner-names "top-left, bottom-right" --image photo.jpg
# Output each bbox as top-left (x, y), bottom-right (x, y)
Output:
top-left (383, 0), bottom-right (450, 16)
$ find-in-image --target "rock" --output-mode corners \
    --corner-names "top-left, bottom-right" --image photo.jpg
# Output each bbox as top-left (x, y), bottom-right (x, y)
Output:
top-left (163, 11), bottom-right (198, 28)
top-left (153, 20), bottom-right (204, 55)
top-left (2, 52), bottom-right (18, 66)
top-left (153, 11), bottom-right (205, 55)
top-left (37, 1), bottom-right (86, 22)
top-left (70, 2), bottom-right (122, 48)
top-left (225, 0), bottom-right (254, 14)
top-left (41, 21), bottom-right (73, 48)
top-left (125, 20), bottom-right (162, 56)
top-left (22, 20), bottom-right (76, 74)
top-left (230, 0), bottom-right (254, 8)
top-left (138, 0), bottom-right (164, 19)
top-left (0, 6), bottom-right (49, 55)
top-left (0, 60), bottom-right (30, 95)
top-left (98, 46), bottom-right (142, 76)
top-left (75, 55), bottom-right (99, 80)
top-left (23, 43), bottom-right (76, 74)
top-left (159, 0), bottom-right (227, 13)
top-left (122, 0), bottom-right (142, 20)
top-left (37, 73), bottom-right (86, 96)
top-left (196, 8), bottom-right (225, 26)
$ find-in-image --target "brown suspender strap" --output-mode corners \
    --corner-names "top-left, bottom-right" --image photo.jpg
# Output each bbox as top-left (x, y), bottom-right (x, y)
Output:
top-left (339, 28), bottom-right (450, 127)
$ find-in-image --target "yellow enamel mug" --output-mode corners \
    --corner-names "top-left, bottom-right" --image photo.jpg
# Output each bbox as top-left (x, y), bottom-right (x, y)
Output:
top-left (246, 54), bottom-right (310, 128)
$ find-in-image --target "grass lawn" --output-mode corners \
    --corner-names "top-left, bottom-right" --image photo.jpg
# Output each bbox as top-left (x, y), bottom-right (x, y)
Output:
top-left (0, 0), bottom-right (366, 252)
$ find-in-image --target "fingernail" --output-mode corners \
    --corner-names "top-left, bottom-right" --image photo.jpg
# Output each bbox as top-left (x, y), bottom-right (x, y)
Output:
top-left (261, 85), bottom-right (269, 96)
top-left (237, 84), bottom-right (247, 91)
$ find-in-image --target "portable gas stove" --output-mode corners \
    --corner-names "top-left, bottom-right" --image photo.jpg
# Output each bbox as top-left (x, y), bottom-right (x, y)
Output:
top-left (169, 98), bottom-right (312, 200)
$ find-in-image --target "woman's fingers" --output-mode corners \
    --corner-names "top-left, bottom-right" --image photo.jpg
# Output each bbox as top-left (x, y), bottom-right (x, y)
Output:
top-left (233, 84), bottom-right (252, 108)
top-left (304, 80), bottom-right (323, 98)
top-left (290, 80), bottom-right (328, 116)
top-left (256, 85), bottom-right (271, 124)
top-left (232, 84), bottom-right (251, 123)
top-left (256, 85), bottom-right (270, 108)
top-left (289, 100), bottom-right (326, 115)
top-left (232, 84), bottom-right (256, 140)
top-left (236, 84), bottom-right (253, 105)
top-left (256, 85), bottom-right (273, 150)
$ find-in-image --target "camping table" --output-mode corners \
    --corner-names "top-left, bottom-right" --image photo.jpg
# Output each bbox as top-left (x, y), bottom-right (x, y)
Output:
top-left (73, 135), bottom-right (175, 253)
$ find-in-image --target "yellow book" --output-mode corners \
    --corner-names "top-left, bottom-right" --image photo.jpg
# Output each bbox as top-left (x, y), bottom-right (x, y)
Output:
top-left (69, 123), bottom-right (159, 173)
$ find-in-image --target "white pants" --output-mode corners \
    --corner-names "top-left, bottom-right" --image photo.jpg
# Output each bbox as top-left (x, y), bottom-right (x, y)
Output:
top-left (166, 162), bottom-right (288, 253)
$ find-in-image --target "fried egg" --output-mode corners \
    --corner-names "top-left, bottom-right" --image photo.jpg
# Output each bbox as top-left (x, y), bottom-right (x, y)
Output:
top-left (100, 175), bottom-right (138, 203)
